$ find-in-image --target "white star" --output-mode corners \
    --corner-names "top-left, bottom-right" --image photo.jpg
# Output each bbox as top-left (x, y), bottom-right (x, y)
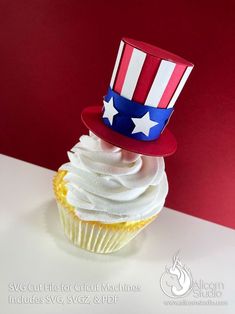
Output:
top-left (131, 112), bottom-right (158, 136)
top-left (103, 97), bottom-right (118, 125)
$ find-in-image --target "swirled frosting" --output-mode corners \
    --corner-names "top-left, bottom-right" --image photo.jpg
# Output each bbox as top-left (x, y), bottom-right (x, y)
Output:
top-left (60, 131), bottom-right (168, 223)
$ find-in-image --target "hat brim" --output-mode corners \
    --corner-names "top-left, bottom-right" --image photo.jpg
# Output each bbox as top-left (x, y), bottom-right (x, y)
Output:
top-left (81, 106), bottom-right (177, 157)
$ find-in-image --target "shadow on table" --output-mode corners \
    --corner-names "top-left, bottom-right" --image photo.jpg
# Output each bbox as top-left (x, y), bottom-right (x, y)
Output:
top-left (42, 199), bottom-right (147, 261)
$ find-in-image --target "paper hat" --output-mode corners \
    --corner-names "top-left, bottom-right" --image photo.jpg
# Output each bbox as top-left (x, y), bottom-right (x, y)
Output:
top-left (82, 38), bottom-right (193, 156)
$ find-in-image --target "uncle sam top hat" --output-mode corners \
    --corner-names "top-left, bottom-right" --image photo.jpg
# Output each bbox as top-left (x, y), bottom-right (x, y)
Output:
top-left (82, 37), bottom-right (194, 156)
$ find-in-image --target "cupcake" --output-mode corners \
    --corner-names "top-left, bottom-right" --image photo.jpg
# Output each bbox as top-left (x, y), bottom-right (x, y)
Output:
top-left (53, 38), bottom-right (193, 253)
top-left (54, 132), bottom-right (167, 253)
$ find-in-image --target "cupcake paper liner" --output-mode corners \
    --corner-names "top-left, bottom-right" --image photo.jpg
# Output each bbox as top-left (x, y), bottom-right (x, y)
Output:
top-left (53, 170), bottom-right (157, 254)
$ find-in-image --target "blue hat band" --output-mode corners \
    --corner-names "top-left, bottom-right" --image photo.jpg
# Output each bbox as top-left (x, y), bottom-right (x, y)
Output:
top-left (102, 88), bottom-right (174, 141)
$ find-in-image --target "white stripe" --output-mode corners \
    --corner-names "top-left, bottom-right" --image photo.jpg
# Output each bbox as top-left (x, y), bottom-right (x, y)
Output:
top-left (110, 41), bottom-right (124, 88)
top-left (145, 60), bottom-right (176, 107)
top-left (120, 48), bottom-right (146, 100)
top-left (168, 66), bottom-right (193, 108)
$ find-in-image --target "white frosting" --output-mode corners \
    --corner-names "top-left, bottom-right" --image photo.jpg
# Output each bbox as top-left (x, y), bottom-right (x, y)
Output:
top-left (60, 131), bottom-right (168, 223)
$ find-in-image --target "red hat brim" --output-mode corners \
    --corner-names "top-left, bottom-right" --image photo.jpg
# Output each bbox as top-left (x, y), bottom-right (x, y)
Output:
top-left (81, 106), bottom-right (177, 157)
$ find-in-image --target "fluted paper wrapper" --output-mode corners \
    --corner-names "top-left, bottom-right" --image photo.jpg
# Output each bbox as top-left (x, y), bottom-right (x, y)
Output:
top-left (53, 171), bottom-right (157, 254)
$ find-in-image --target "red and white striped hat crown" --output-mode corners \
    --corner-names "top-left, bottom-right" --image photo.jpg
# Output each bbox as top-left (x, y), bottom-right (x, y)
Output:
top-left (109, 38), bottom-right (193, 108)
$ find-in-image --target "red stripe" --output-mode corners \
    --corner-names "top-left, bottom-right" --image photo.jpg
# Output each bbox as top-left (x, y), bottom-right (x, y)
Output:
top-left (132, 54), bottom-right (161, 104)
top-left (113, 44), bottom-right (133, 94)
top-left (158, 64), bottom-right (186, 108)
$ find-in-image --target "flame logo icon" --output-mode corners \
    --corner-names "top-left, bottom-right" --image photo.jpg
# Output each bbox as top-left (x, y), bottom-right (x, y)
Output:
top-left (160, 251), bottom-right (193, 298)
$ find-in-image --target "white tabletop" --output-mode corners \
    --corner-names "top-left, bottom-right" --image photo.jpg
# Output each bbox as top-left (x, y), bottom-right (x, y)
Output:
top-left (0, 154), bottom-right (234, 314)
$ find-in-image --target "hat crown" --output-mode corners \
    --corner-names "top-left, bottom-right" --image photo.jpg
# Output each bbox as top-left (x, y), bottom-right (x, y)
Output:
top-left (110, 38), bottom-right (193, 109)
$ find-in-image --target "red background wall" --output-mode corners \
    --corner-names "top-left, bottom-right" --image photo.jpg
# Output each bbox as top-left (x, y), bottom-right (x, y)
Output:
top-left (0, 0), bottom-right (234, 228)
